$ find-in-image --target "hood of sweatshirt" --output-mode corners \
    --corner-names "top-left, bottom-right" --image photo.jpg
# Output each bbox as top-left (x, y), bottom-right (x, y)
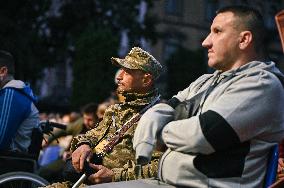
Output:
top-left (3, 80), bottom-right (37, 103)
top-left (216, 61), bottom-right (284, 86)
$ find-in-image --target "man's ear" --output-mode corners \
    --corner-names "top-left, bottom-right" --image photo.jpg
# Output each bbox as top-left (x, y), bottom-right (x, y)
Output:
top-left (142, 73), bottom-right (153, 87)
top-left (239, 31), bottom-right (253, 50)
top-left (0, 66), bottom-right (8, 76)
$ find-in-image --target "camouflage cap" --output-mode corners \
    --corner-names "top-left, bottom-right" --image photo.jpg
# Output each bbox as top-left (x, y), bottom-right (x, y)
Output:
top-left (111, 47), bottom-right (163, 80)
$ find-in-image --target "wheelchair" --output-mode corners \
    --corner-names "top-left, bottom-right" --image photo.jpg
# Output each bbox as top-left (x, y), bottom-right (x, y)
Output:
top-left (0, 120), bottom-right (66, 188)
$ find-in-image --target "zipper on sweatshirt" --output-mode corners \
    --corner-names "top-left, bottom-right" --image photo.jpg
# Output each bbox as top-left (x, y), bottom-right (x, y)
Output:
top-left (199, 73), bottom-right (234, 113)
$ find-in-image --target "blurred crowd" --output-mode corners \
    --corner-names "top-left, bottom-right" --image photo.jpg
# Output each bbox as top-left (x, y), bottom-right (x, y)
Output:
top-left (37, 90), bottom-right (122, 183)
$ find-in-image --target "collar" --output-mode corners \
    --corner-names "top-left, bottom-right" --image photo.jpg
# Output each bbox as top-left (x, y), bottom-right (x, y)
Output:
top-left (121, 89), bottom-right (159, 106)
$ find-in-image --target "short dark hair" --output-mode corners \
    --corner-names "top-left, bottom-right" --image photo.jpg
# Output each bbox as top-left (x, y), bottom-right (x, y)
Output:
top-left (81, 102), bottom-right (98, 115)
top-left (0, 50), bottom-right (15, 75)
top-left (217, 5), bottom-right (267, 54)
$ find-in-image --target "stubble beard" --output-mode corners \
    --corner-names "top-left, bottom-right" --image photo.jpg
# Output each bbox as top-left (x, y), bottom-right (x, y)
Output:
top-left (117, 86), bottom-right (134, 94)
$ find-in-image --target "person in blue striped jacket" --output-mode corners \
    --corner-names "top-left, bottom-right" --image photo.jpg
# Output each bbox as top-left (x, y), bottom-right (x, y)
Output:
top-left (0, 50), bottom-right (39, 153)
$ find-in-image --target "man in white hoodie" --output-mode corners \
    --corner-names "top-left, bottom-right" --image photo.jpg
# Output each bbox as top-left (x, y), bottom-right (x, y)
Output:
top-left (89, 5), bottom-right (284, 188)
top-left (0, 50), bottom-right (39, 153)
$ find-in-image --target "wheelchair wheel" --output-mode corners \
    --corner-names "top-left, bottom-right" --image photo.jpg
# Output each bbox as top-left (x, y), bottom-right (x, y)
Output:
top-left (0, 171), bottom-right (49, 188)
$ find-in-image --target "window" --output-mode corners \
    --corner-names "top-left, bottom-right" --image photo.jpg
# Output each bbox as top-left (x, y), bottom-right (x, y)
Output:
top-left (204, 0), bottom-right (219, 21)
top-left (164, 0), bottom-right (183, 16)
top-left (163, 37), bottom-right (180, 61)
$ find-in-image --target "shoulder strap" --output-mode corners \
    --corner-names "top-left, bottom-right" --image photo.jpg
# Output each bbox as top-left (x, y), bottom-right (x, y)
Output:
top-left (95, 95), bottom-right (160, 156)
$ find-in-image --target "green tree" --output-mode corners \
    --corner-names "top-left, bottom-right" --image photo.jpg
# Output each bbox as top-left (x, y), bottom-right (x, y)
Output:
top-left (166, 47), bottom-right (207, 97)
top-left (0, 0), bottom-right (51, 84)
top-left (45, 0), bottom-right (157, 63)
top-left (0, 1), bottom-right (158, 110)
top-left (72, 26), bottom-right (119, 107)
top-left (44, 0), bottom-right (157, 107)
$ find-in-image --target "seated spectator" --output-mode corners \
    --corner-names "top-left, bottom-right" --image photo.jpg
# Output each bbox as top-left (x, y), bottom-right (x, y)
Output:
top-left (90, 5), bottom-right (284, 188)
top-left (43, 103), bottom-right (99, 147)
top-left (0, 50), bottom-right (39, 153)
top-left (38, 103), bottom-right (99, 183)
top-left (44, 47), bottom-right (163, 187)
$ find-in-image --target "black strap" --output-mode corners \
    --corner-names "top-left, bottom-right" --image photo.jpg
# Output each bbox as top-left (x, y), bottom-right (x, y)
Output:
top-left (166, 97), bottom-right (181, 109)
top-left (174, 73), bottom-right (235, 119)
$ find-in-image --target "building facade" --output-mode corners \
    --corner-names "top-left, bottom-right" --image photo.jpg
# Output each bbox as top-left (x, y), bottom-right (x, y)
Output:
top-left (147, 0), bottom-right (284, 96)
top-left (149, 0), bottom-right (284, 67)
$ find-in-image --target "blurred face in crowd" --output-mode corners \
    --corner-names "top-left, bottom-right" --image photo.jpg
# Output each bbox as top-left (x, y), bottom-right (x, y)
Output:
top-left (202, 11), bottom-right (242, 72)
top-left (96, 102), bottom-right (109, 121)
top-left (83, 113), bottom-right (97, 130)
top-left (116, 68), bottom-right (149, 94)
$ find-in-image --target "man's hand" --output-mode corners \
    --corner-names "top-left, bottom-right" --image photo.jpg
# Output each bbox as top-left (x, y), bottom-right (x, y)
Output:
top-left (278, 158), bottom-right (284, 179)
top-left (87, 164), bottom-right (114, 184)
top-left (41, 139), bottom-right (49, 148)
top-left (71, 144), bottom-right (93, 172)
top-left (62, 151), bottom-right (72, 161)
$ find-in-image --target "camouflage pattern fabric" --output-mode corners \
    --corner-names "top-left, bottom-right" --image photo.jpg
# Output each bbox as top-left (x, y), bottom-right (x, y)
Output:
top-left (71, 90), bottom-right (161, 181)
top-left (111, 47), bottom-right (163, 80)
top-left (39, 181), bottom-right (76, 188)
top-left (44, 90), bottom-right (161, 188)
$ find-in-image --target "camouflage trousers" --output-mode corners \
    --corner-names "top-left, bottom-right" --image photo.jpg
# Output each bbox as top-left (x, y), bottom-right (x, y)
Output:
top-left (41, 181), bottom-right (86, 188)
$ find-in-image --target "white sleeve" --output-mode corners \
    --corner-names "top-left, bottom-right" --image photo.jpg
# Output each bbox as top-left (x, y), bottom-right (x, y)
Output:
top-left (133, 103), bottom-right (175, 161)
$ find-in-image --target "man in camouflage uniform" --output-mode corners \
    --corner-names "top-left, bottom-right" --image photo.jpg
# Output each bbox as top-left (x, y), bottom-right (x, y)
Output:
top-left (45, 47), bottom-right (163, 187)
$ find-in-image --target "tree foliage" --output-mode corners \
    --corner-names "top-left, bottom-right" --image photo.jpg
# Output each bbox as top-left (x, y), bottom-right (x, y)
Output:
top-left (0, 0), bottom-right (158, 109)
top-left (45, 0), bottom-right (157, 60)
top-left (0, 0), bottom-right (51, 84)
top-left (166, 47), bottom-right (207, 97)
top-left (72, 26), bottom-right (119, 107)
top-left (43, 0), bottom-right (157, 108)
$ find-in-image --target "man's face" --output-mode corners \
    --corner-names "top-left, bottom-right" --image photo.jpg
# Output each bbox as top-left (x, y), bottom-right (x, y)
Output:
top-left (202, 12), bottom-right (241, 72)
top-left (83, 113), bottom-right (97, 130)
top-left (116, 68), bottom-right (146, 93)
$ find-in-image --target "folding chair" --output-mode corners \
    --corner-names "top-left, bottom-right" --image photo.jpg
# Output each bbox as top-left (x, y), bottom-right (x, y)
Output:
top-left (264, 144), bottom-right (279, 188)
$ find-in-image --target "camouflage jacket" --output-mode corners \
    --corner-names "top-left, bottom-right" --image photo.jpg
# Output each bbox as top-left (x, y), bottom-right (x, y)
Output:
top-left (70, 90), bottom-right (161, 182)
